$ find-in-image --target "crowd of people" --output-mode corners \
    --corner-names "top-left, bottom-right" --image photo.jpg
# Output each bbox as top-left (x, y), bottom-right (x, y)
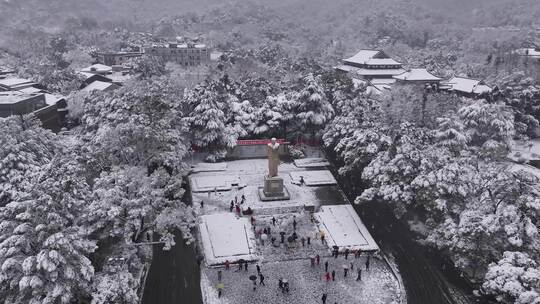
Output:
top-left (210, 209), bottom-right (375, 302)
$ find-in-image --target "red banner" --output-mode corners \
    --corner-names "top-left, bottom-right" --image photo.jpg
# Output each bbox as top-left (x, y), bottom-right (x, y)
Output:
top-left (236, 139), bottom-right (286, 146)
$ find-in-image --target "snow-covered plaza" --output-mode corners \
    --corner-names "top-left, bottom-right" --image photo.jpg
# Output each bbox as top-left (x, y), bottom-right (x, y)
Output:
top-left (190, 157), bottom-right (404, 304)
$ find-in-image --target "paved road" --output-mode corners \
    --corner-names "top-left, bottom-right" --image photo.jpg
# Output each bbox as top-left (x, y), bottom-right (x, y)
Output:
top-left (141, 231), bottom-right (202, 304)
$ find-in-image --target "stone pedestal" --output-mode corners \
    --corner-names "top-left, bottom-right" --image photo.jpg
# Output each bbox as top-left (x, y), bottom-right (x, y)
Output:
top-left (258, 176), bottom-right (290, 201)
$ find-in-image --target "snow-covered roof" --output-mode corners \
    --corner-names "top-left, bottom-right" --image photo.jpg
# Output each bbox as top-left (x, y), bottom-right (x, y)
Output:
top-left (335, 65), bottom-right (359, 72)
top-left (82, 80), bottom-right (116, 92)
top-left (343, 50), bottom-right (381, 65)
top-left (0, 77), bottom-right (36, 89)
top-left (0, 91), bottom-right (42, 104)
top-left (343, 50), bottom-right (402, 66)
top-left (393, 68), bottom-right (441, 82)
top-left (80, 64), bottom-right (112, 74)
top-left (44, 93), bottom-right (64, 106)
top-left (370, 78), bottom-right (396, 85)
top-left (366, 58), bottom-right (402, 65)
top-left (356, 68), bottom-right (406, 76)
top-left (444, 77), bottom-right (492, 94)
top-left (18, 86), bottom-right (44, 94)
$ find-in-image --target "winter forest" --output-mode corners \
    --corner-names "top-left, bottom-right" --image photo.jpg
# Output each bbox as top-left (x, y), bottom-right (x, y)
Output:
top-left (0, 0), bottom-right (540, 304)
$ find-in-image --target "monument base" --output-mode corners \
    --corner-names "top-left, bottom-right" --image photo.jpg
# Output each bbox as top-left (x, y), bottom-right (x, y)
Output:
top-left (258, 176), bottom-right (290, 201)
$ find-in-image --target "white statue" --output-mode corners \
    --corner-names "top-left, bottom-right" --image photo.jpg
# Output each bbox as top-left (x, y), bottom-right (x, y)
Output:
top-left (267, 138), bottom-right (280, 177)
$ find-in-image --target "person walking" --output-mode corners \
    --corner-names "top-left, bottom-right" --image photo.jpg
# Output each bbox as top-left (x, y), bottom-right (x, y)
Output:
top-left (229, 201), bottom-right (234, 212)
top-left (293, 217), bottom-right (297, 230)
top-left (272, 216), bottom-right (276, 226)
top-left (200, 200), bottom-right (204, 209)
top-left (344, 248), bottom-right (349, 260)
top-left (356, 269), bottom-right (362, 281)
top-left (244, 261), bottom-right (248, 271)
top-left (316, 254), bottom-right (320, 265)
top-left (324, 261), bottom-right (329, 272)
top-left (217, 270), bottom-right (222, 281)
top-left (325, 272), bottom-right (331, 282)
top-left (225, 260), bottom-right (230, 270)
top-left (307, 236), bottom-right (311, 245)
top-left (236, 205), bottom-right (241, 216)
top-left (310, 256), bottom-right (315, 267)
top-left (301, 237), bottom-right (305, 247)
top-left (365, 256), bottom-right (370, 271)
top-left (278, 278), bottom-right (283, 290)
top-left (350, 262), bottom-right (354, 271)
top-left (259, 273), bottom-right (265, 286)
top-left (331, 270), bottom-right (336, 281)
top-left (343, 266), bottom-right (348, 277)
top-left (322, 293), bottom-right (328, 304)
top-left (320, 231), bottom-right (325, 244)
top-left (256, 264), bottom-right (261, 274)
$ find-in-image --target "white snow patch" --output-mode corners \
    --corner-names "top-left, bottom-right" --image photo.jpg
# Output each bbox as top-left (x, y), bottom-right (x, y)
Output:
top-left (199, 213), bottom-right (258, 266)
top-left (192, 162), bottom-right (228, 173)
top-left (315, 205), bottom-right (379, 252)
top-left (190, 175), bottom-right (246, 192)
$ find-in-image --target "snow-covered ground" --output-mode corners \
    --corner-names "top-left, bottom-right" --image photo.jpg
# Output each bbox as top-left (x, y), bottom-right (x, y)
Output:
top-left (201, 257), bottom-right (400, 304)
top-left (191, 157), bottom-right (403, 304)
top-left (315, 205), bottom-right (379, 252)
top-left (191, 162), bottom-right (228, 173)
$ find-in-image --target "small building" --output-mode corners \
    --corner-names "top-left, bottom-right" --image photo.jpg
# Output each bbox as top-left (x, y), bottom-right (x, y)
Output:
top-left (0, 91), bottom-right (61, 131)
top-left (96, 51), bottom-right (143, 66)
top-left (336, 49), bottom-right (405, 81)
top-left (440, 76), bottom-right (492, 98)
top-left (393, 68), bottom-right (442, 85)
top-left (143, 42), bottom-right (211, 66)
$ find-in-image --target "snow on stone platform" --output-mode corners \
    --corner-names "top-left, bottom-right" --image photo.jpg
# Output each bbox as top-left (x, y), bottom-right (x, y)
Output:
top-left (192, 162), bottom-right (228, 173)
top-left (293, 158), bottom-right (330, 168)
top-left (289, 170), bottom-right (337, 186)
top-left (190, 174), bottom-right (246, 192)
top-left (315, 205), bottom-right (379, 252)
top-left (202, 257), bottom-right (400, 304)
top-left (199, 213), bottom-right (257, 266)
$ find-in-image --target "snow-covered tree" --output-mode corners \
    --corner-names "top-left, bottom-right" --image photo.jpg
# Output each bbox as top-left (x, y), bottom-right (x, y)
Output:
top-left (253, 93), bottom-right (294, 137)
top-left (0, 115), bottom-right (57, 206)
top-left (85, 166), bottom-right (194, 246)
top-left (0, 154), bottom-right (95, 303)
top-left (182, 84), bottom-right (237, 161)
top-left (483, 251), bottom-right (540, 304)
top-left (292, 73), bottom-right (334, 137)
top-left (81, 79), bottom-right (189, 171)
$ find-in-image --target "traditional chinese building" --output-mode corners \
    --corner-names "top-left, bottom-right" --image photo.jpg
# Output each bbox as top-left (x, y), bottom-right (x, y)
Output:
top-left (337, 49), bottom-right (405, 81)
top-left (440, 76), bottom-right (492, 98)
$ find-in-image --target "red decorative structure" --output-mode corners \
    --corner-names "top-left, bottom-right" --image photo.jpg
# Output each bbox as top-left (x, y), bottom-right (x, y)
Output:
top-left (236, 139), bottom-right (286, 146)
